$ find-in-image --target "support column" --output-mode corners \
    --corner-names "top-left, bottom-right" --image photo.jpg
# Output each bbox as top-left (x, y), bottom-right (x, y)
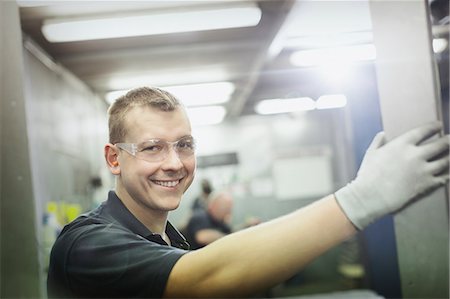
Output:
top-left (369, 0), bottom-right (449, 297)
top-left (0, 1), bottom-right (41, 297)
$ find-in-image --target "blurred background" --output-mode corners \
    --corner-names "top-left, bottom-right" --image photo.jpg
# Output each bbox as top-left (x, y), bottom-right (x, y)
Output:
top-left (1, 0), bottom-right (449, 298)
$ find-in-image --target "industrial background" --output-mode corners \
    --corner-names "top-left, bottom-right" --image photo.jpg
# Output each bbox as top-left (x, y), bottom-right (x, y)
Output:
top-left (1, 0), bottom-right (449, 298)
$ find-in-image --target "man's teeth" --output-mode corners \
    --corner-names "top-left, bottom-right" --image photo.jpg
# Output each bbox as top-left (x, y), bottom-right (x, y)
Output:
top-left (153, 180), bottom-right (180, 187)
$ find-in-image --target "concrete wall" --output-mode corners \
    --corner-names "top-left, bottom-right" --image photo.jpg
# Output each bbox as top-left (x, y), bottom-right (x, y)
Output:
top-left (1, 2), bottom-right (41, 297)
top-left (21, 39), bottom-right (112, 293)
top-left (1, 3), bottom-right (111, 296)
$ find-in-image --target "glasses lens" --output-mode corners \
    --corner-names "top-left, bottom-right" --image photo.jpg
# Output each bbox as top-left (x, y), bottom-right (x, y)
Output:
top-left (134, 137), bottom-right (195, 162)
top-left (136, 140), bottom-right (166, 161)
top-left (175, 137), bottom-right (196, 156)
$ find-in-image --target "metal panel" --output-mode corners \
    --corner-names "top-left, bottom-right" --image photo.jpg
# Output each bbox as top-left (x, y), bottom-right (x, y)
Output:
top-left (0, 1), bottom-right (41, 297)
top-left (369, 0), bottom-right (449, 297)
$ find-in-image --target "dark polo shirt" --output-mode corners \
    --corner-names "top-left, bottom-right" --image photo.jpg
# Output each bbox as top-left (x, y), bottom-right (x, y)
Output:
top-left (47, 191), bottom-right (189, 298)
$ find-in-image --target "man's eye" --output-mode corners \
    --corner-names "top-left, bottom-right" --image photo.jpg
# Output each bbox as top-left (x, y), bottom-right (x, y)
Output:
top-left (178, 140), bottom-right (194, 149)
top-left (142, 145), bottom-right (162, 152)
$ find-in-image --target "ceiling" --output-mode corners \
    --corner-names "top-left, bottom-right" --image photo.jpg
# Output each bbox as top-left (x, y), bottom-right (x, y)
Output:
top-left (19, 0), bottom-right (449, 119)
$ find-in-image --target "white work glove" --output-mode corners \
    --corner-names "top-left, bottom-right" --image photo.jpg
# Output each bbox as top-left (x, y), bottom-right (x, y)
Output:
top-left (335, 122), bottom-right (449, 230)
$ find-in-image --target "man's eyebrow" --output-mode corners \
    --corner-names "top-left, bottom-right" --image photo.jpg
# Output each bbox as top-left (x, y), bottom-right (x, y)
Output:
top-left (179, 135), bottom-right (194, 139)
top-left (136, 135), bottom-right (194, 143)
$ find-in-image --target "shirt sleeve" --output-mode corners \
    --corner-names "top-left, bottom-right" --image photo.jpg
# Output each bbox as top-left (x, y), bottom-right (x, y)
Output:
top-left (64, 224), bottom-right (187, 298)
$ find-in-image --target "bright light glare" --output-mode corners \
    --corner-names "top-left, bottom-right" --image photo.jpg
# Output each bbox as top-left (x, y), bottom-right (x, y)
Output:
top-left (165, 82), bottom-right (234, 107)
top-left (255, 97), bottom-right (315, 115)
top-left (316, 94), bottom-right (347, 109)
top-left (290, 44), bottom-right (376, 67)
top-left (317, 64), bottom-right (354, 87)
top-left (255, 95), bottom-right (348, 115)
top-left (42, 5), bottom-right (262, 42)
top-left (187, 106), bottom-right (227, 126)
top-left (284, 31), bottom-right (374, 49)
top-left (433, 38), bottom-right (448, 53)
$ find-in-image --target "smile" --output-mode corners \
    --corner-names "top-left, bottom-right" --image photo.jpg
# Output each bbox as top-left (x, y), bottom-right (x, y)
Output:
top-left (152, 180), bottom-right (181, 188)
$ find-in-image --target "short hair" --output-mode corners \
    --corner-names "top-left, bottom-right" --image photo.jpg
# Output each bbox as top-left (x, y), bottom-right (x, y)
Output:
top-left (107, 86), bottom-right (182, 143)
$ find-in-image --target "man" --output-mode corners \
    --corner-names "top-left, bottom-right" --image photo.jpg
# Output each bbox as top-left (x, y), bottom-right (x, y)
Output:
top-left (185, 191), bottom-right (233, 249)
top-left (47, 86), bottom-right (449, 298)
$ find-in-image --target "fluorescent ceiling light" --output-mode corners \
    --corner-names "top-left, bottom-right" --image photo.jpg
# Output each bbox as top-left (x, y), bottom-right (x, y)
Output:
top-left (433, 38), bottom-right (448, 53)
top-left (255, 97), bottom-right (315, 115)
top-left (290, 44), bottom-right (376, 67)
top-left (107, 67), bottom-right (228, 91)
top-left (187, 106), bottom-right (227, 126)
top-left (17, 0), bottom-right (52, 7)
top-left (164, 82), bottom-right (234, 107)
top-left (105, 81), bottom-right (234, 106)
top-left (285, 31), bottom-right (374, 49)
top-left (255, 94), bottom-right (348, 115)
top-left (316, 94), bottom-right (347, 109)
top-left (284, 1), bottom-right (372, 38)
top-left (42, 4), bottom-right (262, 42)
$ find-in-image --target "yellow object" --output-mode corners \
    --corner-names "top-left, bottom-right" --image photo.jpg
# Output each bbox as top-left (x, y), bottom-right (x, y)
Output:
top-left (46, 201), bottom-right (82, 225)
top-left (65, 204), bottom-right (81, 222)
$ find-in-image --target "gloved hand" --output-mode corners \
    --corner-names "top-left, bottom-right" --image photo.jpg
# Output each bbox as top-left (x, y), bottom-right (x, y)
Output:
top-left (335, 122), bottom-right (449, 230)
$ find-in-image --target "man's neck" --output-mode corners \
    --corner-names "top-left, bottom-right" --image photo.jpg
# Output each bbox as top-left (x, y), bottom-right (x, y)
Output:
top-left (115, 188), bottom-right (168, 236)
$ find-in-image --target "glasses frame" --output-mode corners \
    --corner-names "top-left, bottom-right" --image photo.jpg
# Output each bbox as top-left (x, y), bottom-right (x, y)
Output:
top-left (115, 136), bottom-right (196, 163)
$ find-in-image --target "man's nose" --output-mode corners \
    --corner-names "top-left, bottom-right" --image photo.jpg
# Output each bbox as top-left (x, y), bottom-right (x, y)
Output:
top-left (160, 146), bottom-right (183, 169)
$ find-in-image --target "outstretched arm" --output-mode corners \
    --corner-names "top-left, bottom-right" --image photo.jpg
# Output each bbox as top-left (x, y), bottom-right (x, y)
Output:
top-left (164, 122), bottom-right (449, 298)
top-left (165, 195), bottom-right (354, 297)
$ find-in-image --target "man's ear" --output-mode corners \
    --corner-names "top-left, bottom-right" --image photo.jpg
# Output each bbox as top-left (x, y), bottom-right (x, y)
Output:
top-left (105, 143), bottom-right (121, 175)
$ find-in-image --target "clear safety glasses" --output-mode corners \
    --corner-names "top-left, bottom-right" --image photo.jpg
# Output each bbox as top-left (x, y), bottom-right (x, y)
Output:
top-left (115, 136), bottom-right (196, 162)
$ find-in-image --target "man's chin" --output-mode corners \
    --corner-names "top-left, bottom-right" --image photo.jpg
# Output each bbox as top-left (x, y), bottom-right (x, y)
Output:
top-left (160, 195), bottom-right (182, 211)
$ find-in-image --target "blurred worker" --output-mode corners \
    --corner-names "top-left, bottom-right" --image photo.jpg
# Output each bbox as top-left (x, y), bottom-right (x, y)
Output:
top-left (185, 191), bottom-right (233, 249)
top-left (47, 86), bottom-right (450, 298)
top-left (191, 178), bottom-right (213, 211)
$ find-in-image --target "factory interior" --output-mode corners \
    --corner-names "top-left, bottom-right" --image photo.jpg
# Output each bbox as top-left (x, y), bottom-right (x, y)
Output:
top-left (1, 0), bottom-right (449, 298)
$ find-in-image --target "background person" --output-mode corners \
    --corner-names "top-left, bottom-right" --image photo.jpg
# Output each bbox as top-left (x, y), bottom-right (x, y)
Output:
top-left (184, 191), bottom-right (233, 249)
top-left (191, 178), bottom-right (213, 212)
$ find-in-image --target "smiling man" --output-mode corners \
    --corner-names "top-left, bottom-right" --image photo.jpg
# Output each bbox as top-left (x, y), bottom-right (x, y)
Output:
top-left (47, 86), bottom-right (449, 298)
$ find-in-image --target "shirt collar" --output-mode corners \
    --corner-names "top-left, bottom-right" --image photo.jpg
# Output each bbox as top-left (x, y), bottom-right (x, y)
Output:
top-left (103, 191), bottom-right (189, 250)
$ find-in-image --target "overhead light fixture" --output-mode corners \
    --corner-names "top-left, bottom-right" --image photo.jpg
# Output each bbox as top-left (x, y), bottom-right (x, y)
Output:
top-left (106, 67), bottom-right (228, 91)
top-left (290, 44), bottom-right (376, 67)
top-left (284, 31), bottom-right (374, 49)
top-left (255, 94), bottom-right (348, 115)
top-left (42, 4), bottom-right (262, 42)
top-left (164, 82), bottom-right (234, 107)
top-left (186, 106), bottom-right (227, 126)
top-left (433, 38), bottom-right (448, 53)
top-left (17, 0), bottom-right (52, 7)
top-left (316, 94), bottom-right (347, 109)
top-left (105, 81), bottom-right (234, 106)
top-left (255, 97), bottom-right (315, 115)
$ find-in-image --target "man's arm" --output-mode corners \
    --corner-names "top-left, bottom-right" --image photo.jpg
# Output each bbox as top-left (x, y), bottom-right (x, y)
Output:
top-left (164, 122), bottom-right (449, 297)
top-left (164, 195), bottom-right (354, 297)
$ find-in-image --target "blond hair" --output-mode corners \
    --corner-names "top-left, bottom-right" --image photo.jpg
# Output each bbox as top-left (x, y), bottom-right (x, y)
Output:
top-left (107, 87), bottom-right (181, 143)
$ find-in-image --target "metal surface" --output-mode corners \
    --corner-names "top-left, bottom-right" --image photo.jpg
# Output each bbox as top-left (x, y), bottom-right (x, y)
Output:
top-left (369, 0), bottom-right (449, 297)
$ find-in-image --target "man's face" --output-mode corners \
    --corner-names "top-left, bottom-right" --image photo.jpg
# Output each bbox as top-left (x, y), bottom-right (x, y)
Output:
top-left (116, 106), bottom-right (196, 212)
